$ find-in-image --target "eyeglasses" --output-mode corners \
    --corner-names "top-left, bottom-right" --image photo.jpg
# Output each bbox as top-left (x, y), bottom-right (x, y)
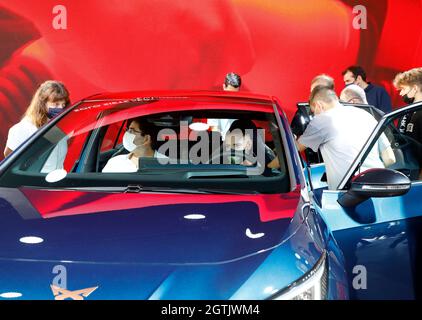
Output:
top-left (46, 101), bottom-right (67, 108)
top-left (125, 127), bottom-right (143, 135)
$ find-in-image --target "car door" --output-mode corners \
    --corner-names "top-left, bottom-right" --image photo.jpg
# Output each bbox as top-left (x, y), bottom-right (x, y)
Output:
top-left (97, 120), bottom-right (126, 171)
top-left (312, 101), bottom-right (422, 299)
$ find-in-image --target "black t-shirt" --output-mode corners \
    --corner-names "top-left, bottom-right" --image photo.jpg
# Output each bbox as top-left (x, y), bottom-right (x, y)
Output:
top-left (405, 110), bottom-right (422, 166)
top-left (399, 113), bottom-right (412, 134)
top-left (406, 111), bottom-right (422, 142)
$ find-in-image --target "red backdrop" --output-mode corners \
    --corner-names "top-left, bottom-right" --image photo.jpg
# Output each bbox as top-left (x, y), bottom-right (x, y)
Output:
top-left (0, 0), bottom-right (421, 160)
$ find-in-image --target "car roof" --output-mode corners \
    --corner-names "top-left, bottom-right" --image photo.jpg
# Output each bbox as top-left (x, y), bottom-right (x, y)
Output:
top-left (80, 90), bottom-right (275, 108)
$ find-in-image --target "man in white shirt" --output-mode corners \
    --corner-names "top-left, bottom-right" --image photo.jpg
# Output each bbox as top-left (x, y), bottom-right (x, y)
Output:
top-left (102, 118), bottom-right (167, 173)
top-left (310, 74), bottom-right (335, 92)
top-left (297, 86), bottom-right (387, 190)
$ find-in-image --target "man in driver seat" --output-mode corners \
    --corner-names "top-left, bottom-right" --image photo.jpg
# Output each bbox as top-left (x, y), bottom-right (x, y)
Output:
top-left (224, 119), bottom-right (276, 172)
top-left (102, 117), bottom-right (167, 173)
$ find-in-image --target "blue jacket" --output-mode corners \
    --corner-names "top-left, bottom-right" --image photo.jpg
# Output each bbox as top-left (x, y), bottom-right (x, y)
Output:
top-left (364, 83), bottom-right (392, 114)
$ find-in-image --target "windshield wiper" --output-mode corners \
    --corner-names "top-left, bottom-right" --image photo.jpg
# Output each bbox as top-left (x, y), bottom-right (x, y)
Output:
top-left (54, 185), bottom-right (258, 195)
top-left (122, 185), bottom-right (258, 195)
top-left (124, 185), bottom-right (210, 194)
top-left (57, 185), bottom-right (208, 194)
top-left (196, 188), bottom-right (259, 195)
top-left (125, 185), bottom-right (258, 195)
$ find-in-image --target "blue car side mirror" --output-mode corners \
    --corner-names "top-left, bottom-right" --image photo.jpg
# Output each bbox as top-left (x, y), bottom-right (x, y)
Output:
top-left (338, 168), bottom-right (411, 208)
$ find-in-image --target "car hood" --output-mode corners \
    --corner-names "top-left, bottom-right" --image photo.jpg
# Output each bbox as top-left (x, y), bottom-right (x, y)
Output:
top-left (0, 187), bottom-right (309, 299)
top-left (0, 187), bottom-right (302, 264)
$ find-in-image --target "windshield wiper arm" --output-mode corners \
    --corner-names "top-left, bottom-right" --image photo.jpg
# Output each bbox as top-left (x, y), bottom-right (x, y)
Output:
top-left (55, 185), bottom-right (257, 195)
top-left (196, 188), bottom-right (259, 195)
top-left (59, 185), bottom-right (209, 194)
top-left (125, 185), bottom-right (258, 195)
top-left (123, 185), bottom-right (206, 194)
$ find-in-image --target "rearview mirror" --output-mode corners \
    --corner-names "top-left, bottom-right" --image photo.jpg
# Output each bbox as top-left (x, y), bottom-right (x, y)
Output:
top-left (338, 168), bottom-right (411, 208)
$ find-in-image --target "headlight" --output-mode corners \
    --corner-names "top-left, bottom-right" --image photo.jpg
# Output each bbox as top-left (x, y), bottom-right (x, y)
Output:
top-left (271, 251), bottom-right (328, 300)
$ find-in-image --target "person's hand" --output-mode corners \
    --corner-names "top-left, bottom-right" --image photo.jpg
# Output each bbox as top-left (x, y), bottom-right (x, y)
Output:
top-left (267, 157), bottom-right (280, 169)
top-left (241, 159), bottom-right (253, 166)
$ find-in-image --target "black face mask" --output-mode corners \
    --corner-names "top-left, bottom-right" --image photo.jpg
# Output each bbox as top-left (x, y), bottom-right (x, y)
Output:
top-left (402, 94), bottom-right (415, 105)
top-left (47, 107), bottom-right (64, 119)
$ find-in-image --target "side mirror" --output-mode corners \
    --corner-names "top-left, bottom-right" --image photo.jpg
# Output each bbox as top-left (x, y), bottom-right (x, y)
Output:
top-left (338, 168), bottom-right (411, 208)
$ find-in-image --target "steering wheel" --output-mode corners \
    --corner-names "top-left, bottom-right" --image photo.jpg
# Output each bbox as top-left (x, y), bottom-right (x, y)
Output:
top-left (207, 150), bottom-right (261, 166)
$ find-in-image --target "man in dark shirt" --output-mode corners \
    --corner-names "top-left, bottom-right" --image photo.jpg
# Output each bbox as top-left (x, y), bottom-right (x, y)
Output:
top-left (224, 119), bottom-right (276, 175)
top-left (342, 65), bottom-right (393, 114)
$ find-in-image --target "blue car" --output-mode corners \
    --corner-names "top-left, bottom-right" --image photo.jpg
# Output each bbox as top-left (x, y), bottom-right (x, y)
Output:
top-left (0, 91), bottom-right (349, 300)
top-left (306, 100), bottom-right (422, 300)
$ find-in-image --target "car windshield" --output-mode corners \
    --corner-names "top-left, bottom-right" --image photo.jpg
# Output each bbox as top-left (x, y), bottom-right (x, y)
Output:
top-left (0, 97), bottom-right (290, 194)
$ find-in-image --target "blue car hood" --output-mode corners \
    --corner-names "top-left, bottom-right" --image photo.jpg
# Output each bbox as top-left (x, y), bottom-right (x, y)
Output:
top-left (0, 187), bottom-right (301, 264)
top-left (0, 187), bottom-right (305, 299)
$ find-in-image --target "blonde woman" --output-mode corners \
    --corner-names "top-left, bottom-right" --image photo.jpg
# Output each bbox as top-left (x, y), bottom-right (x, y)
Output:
top-left (4, 80), bottom-right (70, 157)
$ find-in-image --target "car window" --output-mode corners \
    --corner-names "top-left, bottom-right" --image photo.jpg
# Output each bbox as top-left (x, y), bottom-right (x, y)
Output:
top-left (344, 105), bottom-right (422, 187)
top-left (100, 120), bottom-right (126, 153)
top-left (0, 101), bottom-right (291, 194)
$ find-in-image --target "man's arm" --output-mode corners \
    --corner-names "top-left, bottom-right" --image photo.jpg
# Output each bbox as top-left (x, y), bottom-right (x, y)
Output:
top-left (294, 117), bottom-right (325, 154)
top-left (378, 133), bottom-right (396, 167)
top-left (296, 139), bottom-right (307, 152)
top-left (3, 146), bottom-right (13, 158)
top-left (380, 146), bottom-right (396, 167)
top-left (267, 157), bottom-right (280, 169)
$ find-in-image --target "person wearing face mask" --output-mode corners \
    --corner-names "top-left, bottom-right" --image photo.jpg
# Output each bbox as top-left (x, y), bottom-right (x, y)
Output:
top-left (3, 80), bottom-right (70, 158)
top-left (342, 66), bottom-right (392, 114)
top-left (102, 118), bottom-right (167, 173)
top-left (394, 67), bottom-right (422, 178)
top-left (296, 85), bottom-right (386, 190)
top-left (224, 119), bottom-right (276, 174)
top-left (394, 68), bottom-right (422, 133)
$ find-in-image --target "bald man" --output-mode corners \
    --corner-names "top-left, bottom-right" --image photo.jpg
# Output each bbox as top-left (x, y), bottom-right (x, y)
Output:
top-left (340, 84), bottom-right (368, 104)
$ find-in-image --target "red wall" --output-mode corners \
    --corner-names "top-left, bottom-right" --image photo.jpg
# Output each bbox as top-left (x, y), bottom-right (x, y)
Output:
top-left (0, 0), bottom-right (421, 159)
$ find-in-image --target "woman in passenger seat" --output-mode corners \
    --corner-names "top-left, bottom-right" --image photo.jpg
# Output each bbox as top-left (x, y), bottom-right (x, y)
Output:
top-left (102, 117), bottom-right (167, 173)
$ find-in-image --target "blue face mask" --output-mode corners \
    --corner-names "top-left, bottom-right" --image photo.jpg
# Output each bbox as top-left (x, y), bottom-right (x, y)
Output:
top-left (47, 108), bottom-right (64, 119)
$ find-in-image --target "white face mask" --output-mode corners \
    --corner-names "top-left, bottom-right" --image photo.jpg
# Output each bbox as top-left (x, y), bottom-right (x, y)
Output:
top-left (123, 132), bottom-right (137, 152)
